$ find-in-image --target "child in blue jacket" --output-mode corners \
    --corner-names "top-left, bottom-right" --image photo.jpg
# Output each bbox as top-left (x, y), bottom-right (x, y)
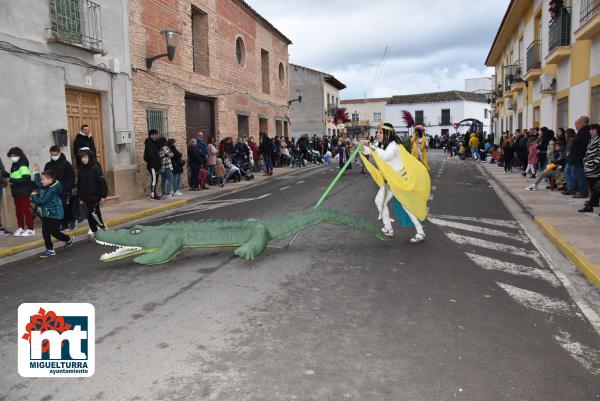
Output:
top-left (31, 166), bottom-right (73, 257)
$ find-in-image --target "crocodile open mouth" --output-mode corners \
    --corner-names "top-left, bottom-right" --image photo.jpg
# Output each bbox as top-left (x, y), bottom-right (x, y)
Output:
top-left (96, 240), bottom-right (144, 261)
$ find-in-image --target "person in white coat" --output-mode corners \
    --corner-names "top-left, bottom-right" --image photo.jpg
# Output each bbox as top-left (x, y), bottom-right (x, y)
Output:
top-left (361, 124), bottom-right (426, 243)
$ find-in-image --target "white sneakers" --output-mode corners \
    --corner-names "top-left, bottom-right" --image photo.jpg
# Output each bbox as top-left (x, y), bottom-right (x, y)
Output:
top-left (410, 233), bottom-right (426, 243)
top-left (13, 228), bottom-right (35, 237)
top-left (381, 227), bottom-right (394, 237)
top-left (174, 191), bottom-right (183, 196)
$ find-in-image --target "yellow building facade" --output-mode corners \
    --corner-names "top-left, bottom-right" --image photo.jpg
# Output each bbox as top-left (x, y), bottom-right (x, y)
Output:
top-left (485, 0), bottom-right (600, 140)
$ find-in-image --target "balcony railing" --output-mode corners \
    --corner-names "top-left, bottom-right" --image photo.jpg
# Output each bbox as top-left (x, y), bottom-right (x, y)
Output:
top-left (49, 0), bottom-right (103, 53)
top-left (526, 41), bottom-right (542, 71)
top-left (504, 60), bottom-right (523, 89)
top-left (548, 7), bottom-right (571, 54)
top-left (580, 0), bottom-right (600, 25)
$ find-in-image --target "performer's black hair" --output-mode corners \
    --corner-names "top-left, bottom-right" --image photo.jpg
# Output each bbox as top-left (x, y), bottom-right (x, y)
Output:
top-left (380, 123), bottom-right (401, 147)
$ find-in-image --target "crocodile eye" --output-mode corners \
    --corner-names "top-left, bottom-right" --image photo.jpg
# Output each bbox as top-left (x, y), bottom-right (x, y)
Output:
top-left (130, 229), bottom-right (142, 235)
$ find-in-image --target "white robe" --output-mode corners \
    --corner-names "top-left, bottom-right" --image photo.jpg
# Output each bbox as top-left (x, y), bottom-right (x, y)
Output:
top-left (362, 142), bottom-right (424, 235)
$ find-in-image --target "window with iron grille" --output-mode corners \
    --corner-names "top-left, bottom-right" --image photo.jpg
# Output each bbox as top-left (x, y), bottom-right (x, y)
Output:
top-left (146, 108), bottom-right (168, 137)
top-left (49, 0), bottom-right (103, 52)
top-left (518, 112), bottom-right (523, 130)
top-left (352, 113), bottom-right (359, 122)
top-left (441, 109), bottom-right (451, 125)
top-left (415, 110), bottom-right (424, 125)
top-left (591, 85), bottom-right (600, 124)
top-left (373, 112), bottom-right (382, 122)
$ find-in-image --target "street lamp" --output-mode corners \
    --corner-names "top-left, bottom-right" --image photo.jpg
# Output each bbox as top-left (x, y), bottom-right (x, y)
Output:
top-left (146, 29), bottom-right (182, 69)
top-left (288, 89), bottom-right (303, 105)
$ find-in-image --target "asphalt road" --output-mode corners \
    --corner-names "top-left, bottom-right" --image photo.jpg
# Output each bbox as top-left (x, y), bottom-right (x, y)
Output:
top-left (1, 151), bottom-right (599, 401)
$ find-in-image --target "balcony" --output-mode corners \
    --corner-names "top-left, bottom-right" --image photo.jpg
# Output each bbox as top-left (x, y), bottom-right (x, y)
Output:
top-left (524, 41), bottom-right (543, 81)
top-left (575, 0), bottom-right (600, 40)
top-left (546, 7), bottom-right (571, 64)
top-left (49, 0), bottom-right (104, 53)
top-left (504, 60), bottom-right (525, 92)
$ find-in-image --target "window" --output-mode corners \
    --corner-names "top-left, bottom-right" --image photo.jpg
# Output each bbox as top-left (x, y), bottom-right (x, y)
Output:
top-left (261, 49), bottom-right (270, 94)
top-left (259, 117), bottom-right (268, 134)
top-left (192, 7), bottom-right (209, 75)
top-left (49, 0), bottom-right (103, 52)
top-left (518, 112), bottom-right (523, 130)
top-left (557, 96), bottom-right (569, 129)
top-left (146, 108), bottom-right (167, 136)
top-left (591, 85), bottom-right (600, 124)
top-left (238, 114), bottom-right (249, 137)
top-left (509, 116), bottom-right (513, 133)
top-left (373, 112), bottom-right (382, 122)
top-left (275, 119), bottom-right (283, 136)
top-left (484, 109), bottom-right (488, 119)
top-left (278, 62), bottom-right (285, 83)
top-left (441, 109), bottom-right (451, 125)
top-left (501, 118), bottom-right (504, 133)
top-left (327, 94), bottom-right (331, 108)
top-left (352, 113), bottom-right (359, 122)
top-left (236, 37), bottom-right (245, 66)
top-left (415, 110), bottom-right (424, 125)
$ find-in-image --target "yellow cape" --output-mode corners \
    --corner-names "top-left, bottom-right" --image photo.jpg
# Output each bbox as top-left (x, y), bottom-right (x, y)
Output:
top-left (361, 145), bottom-right (430, 221)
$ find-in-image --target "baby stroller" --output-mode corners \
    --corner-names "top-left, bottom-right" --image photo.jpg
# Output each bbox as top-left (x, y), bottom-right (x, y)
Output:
top-left (289, 150), bottom-right (304, 168)
top-left (307, 149), bottom-right (323, 164)
top-left (224, 157), bottom-right (241, 182)
top-left (233, 153), bottom-right (254, 181)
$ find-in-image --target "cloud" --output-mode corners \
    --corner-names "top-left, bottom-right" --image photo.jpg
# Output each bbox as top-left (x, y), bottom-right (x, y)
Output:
top-left (248, 0), bottom-right (508, 97)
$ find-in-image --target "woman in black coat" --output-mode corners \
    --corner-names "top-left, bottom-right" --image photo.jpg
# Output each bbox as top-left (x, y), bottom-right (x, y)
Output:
top-left (168, 138), bottom-right (184, 195)
top-left (77, 149), bottom-right (107, 236)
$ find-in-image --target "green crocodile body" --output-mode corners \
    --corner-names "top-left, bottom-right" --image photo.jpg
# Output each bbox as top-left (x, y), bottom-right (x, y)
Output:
top-left (94, 208), bottom-right (389, 265)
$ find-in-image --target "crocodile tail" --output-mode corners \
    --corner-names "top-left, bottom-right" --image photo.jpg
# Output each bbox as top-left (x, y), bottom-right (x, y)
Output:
top-left (266, 208), bottom-right (389, 241)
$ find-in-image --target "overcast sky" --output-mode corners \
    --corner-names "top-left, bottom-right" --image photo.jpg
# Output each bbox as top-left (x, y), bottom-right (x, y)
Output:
top-left (248, 0), bottom-right (510, 99)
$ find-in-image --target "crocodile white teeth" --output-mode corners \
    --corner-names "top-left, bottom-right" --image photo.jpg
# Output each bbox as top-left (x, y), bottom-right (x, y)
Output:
top-left (96, 240), bottom-right (142, 260)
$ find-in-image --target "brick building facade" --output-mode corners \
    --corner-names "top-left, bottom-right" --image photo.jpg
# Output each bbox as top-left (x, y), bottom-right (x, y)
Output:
top-left (129, 0), bottom-right (291, 195)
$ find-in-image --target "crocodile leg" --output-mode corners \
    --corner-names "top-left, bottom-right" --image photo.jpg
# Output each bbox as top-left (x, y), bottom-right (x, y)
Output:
top-left (133, 234), bottom-right (184, 265)
top-left (234, 224), bottom-right (270, 260)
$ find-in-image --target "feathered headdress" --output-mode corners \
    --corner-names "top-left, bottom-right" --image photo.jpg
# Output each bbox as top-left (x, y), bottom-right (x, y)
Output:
top-left (401, 111), bottom-right (414, 128)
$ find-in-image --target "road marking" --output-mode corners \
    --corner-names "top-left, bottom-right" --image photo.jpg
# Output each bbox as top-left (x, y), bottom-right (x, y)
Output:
top-left (429, 214), bottom-right (520, 229)
top-left (279, 186), bottom-right (291, 191)
top-left (554, 330), bottom-right (600, 375)
top-left (158, 193), bottom-right (272, 220)
top-left (297, 181), bottom-right (305, 184)
top-left (445, 232), bottom-right (543, 266)
top-left (497, 282), bottom-right (571, 315)
top-left (465, 253), bottom-right (560, 287)
top-left (429, 217), bottom-right (528, 242)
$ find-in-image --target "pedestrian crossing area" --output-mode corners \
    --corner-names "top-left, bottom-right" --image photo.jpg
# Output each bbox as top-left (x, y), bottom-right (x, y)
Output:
top-left (428, 213), bottom-right (600, 376)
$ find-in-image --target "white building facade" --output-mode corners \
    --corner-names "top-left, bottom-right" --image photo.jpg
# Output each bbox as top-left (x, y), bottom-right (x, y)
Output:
top-left (385, 91), bottom-right (491, 138)
top-left (339, 98), bottom-right (390, 137)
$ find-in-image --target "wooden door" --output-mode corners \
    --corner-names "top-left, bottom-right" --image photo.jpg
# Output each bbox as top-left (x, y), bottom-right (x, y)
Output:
top-left (185, 96), bottom-right (214, 143)
top-left (65, 88), bottom-right (105, 170)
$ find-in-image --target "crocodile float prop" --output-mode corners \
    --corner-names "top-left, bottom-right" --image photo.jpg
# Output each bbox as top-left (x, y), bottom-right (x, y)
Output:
top-left (94, 208), bottom-right (389, 265)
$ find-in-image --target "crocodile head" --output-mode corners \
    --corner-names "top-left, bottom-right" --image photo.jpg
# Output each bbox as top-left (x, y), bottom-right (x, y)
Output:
top-left (95, 225), bottom-right (162, 262)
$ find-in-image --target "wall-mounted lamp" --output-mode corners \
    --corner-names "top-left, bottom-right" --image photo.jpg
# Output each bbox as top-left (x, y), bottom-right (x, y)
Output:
top-left (288, 95), bottom-right (302, 106)
top-left (146, 29), bottom-right (182, 69)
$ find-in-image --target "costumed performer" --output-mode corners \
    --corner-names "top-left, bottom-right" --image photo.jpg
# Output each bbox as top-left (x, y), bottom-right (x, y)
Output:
top-left (411, 125), bottom-right (429, 170)
top-left (361, 123), bottom-right (429, 243)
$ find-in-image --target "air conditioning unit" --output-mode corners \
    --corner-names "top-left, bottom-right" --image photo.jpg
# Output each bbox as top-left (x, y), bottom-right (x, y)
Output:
top-left (506, 97), bottom-right (516, 110)
top-left (540, 74), bottom-right (556, 93)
